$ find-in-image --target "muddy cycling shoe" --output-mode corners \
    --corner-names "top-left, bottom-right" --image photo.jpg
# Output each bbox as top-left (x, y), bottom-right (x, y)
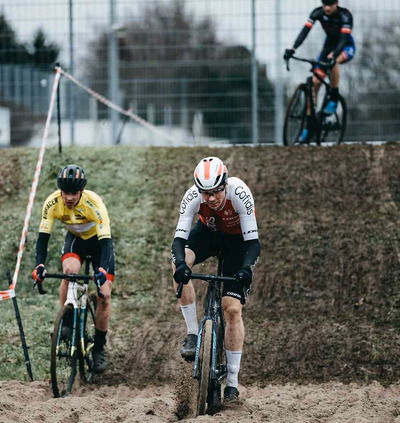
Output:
top-left (92, 350), bottom-right (107, 373)
top-left (180, 334), bottom-right (198, 362)
top-left (224, 386), bottom-right (239, 402)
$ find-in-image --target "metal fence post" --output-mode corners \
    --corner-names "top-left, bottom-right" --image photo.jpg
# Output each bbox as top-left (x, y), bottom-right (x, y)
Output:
top-left (109, 0), bottom-right (120, 145)
top-left (274, 0), bottom-right (284, 145)
top-left (251, 0), bottom-right (259, 144)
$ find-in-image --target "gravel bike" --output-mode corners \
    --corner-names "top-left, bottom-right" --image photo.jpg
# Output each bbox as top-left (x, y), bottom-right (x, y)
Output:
top-left (283, 55), bottom-right (347, 146)
top-left (36, 256), bottom-right (102, 397)
top-left (176, 258), bottom-right (236, 415)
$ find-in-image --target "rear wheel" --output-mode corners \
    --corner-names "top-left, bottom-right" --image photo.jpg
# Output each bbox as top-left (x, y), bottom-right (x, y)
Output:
top-left (283, 84), bottom-right (308, 146)
top-left (50, 305), bottom-right (77, 398)
top-left (196, 320), bottom-right (212, 416)
top-left (317, 95), bottom-right (347, 145)
top-left (79, 292), bottom-right (97, 383)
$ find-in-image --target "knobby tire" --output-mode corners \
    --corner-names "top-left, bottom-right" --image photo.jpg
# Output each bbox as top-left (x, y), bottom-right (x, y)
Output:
top-left (283, 84), bottom-right (308, 146)
top-left (196, 320), bottom-right (212, 416)
top-left (317, 95), bottom-right (347, 145)
top-left (50, 304), bottom-right (77, 398)
top-left (207, 321), bottom-right (224, 414)
top-left (78, 292), bottom-right (97, 383)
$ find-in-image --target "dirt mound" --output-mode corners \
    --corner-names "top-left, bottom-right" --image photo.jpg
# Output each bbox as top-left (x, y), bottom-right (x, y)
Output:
top-left (113, 144), bottom-right (400, 386)
top-left (2, 380), bottom-right (400, 422)
top-left (4, 144), bottom-right (400, 421)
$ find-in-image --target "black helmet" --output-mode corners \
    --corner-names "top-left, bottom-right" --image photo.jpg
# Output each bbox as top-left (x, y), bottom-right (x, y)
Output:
top-left (322, 0), bottom-right (338, 5)
top-left (57, 164), bottom-right (87, 192)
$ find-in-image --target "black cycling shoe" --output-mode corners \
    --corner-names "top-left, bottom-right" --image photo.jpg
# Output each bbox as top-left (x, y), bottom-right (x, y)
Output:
top-left (92, 350), bottom-right (107, 373)
top-left (180, 334), bottom-right (198, 362)
top-left (224, 386), bottom-right (239, 402)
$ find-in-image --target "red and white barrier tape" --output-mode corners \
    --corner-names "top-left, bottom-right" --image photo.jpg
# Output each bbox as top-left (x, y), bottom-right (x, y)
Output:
top-left (0, 69), bottom-right (61, 301)
top-left (0, 289), bottom-right (15, 301)
top-left (56, 66), bottom-right (179, 144)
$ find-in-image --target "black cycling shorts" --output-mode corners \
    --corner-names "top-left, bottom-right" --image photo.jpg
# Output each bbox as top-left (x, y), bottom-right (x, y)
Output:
top-left (186, 220), bottom-right (249, 304)
top-left (62, 232), bottom-right (115, 280)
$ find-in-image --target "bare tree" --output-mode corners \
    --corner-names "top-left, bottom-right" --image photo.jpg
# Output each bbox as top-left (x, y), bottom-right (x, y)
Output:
top-left (84, 0), bottom-right (273, 143)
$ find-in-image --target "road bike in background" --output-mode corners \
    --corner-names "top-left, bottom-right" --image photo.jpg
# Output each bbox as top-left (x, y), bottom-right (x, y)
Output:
top-left (176, 257), bottom-right (236, 416)
top-left (284, 55), bottom-right (347, 146)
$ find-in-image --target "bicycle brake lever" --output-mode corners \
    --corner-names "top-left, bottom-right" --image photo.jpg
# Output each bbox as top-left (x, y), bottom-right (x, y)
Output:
top-left (285, 59), bottom-right (290, 71)
top-left (176, 283), bottom-right (183, 299)
top-left (32, 280), bottom-right (46, 295)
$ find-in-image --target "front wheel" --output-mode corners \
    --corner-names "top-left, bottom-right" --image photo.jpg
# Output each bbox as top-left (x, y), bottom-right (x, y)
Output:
top-left (207, 320), bottom-right (224, 414)
top-left (50, 305), bottom-right (77, 398)
top-left (196, 320), bottom-right (212, 416)
top-left (317, 95), bottom-right (347, 145)
top-left (283, 84), bottom-right (308, 146)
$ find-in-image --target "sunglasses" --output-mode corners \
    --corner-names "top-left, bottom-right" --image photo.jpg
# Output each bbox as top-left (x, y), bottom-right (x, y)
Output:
top-left (199, 185), bottom-right (226, 195)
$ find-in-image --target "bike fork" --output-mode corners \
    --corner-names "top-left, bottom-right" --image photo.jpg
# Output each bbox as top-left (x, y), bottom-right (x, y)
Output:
top-left (193, 316), bottom-right (207, 379)
top-left (71, 307), bottom-right (78, 357)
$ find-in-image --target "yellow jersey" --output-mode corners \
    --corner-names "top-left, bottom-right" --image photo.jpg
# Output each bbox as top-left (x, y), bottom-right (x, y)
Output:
top-left (39, 190), bottom-right (111, 240)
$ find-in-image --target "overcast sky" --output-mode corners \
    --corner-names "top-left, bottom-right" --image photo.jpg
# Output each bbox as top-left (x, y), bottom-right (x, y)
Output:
top-left (0, 0), bottom-right (399, 82)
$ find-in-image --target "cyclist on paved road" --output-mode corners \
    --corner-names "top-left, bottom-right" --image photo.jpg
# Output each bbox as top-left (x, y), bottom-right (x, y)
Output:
top-left (32, 164), bottom-right (115, 373)
top-left (284, 0), bottom-right (355, 143)
top-left (171, 157), bottom-right (261, 402)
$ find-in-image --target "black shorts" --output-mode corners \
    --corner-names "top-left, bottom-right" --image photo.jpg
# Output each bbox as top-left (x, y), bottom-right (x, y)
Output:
top-left (62, 232), bottom-right (115, 280)
top-left (186, 220), bottom-right (249, 304)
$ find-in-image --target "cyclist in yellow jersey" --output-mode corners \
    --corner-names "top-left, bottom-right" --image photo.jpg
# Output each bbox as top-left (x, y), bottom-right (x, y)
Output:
top-left (32, 164), bottom-right (115, 373)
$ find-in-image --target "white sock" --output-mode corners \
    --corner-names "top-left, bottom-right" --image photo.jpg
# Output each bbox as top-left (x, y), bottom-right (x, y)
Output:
top-left (180, 302), bottom-right (198, 335)
top-left (226, 350), bottom-right (242, 388)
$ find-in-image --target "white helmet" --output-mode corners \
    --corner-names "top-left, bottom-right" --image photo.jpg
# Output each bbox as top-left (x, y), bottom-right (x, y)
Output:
top-left (194, 157), bottom-right (228, 191)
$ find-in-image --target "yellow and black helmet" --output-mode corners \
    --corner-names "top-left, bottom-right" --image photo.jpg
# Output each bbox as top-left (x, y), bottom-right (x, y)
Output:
top-left (57, 164), bottom-right (87, 193)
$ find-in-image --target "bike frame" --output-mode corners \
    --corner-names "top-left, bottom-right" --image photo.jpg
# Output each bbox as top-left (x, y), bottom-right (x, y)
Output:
top-left (47, 258), bottom-right (93, 359)
top-left (191, 260), bottom-right (236, 384)
top-left (193, 286), bottom-right (225, 382)
top-left (287, 55), bottom-right (334, 139)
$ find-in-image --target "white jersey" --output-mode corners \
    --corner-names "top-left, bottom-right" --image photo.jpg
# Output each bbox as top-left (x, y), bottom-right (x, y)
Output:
top-left (175, 177), bottom-right (259, 241)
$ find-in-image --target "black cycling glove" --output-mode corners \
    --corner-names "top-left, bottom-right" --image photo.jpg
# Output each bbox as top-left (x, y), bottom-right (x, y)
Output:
top-left (235, 266), bottom-right (252, 288)
top-left (174, 262), bottom-right (192, 285)
top-left (284, 48), bottom-right (295, 61)
top-left (326, 57), bottom-right (336, 68)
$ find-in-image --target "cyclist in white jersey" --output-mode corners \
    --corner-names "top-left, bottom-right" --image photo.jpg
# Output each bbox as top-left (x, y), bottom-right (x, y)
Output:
top-left (171, 157), bottom-right (261, 402)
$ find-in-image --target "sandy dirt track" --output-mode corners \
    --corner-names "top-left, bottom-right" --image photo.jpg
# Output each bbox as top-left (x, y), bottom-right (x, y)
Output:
top-left (2, 379), bottom-right (400, 423)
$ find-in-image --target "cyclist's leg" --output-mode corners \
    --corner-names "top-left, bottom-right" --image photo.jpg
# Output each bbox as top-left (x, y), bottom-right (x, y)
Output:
top-left (91, 238), bottom-right (114, 334)
top-left (222, 296), bottom-right (243, 400)
top-left (328, 45), bottom-right (355, 103)
top-left (220, 236), bottom-right (247, 398)
top-left (94, 280), bottom-right (112, 331)
top-left (222, 297), bottom-right (244, 351)
top-left (299, 48), bottom-right (327, 143)
top-left (173, 248), bottom-right (198, 358)
top-left (90, 237), bottom-right (115, 372)
top-left (312, 47), bottom-right (329, 103)
top-left (172, 221), bottom-right (215, 359)
top-left (60, 232), bottom-right (83, 306)
top-left (90, 236), bottom-right (115, 332)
